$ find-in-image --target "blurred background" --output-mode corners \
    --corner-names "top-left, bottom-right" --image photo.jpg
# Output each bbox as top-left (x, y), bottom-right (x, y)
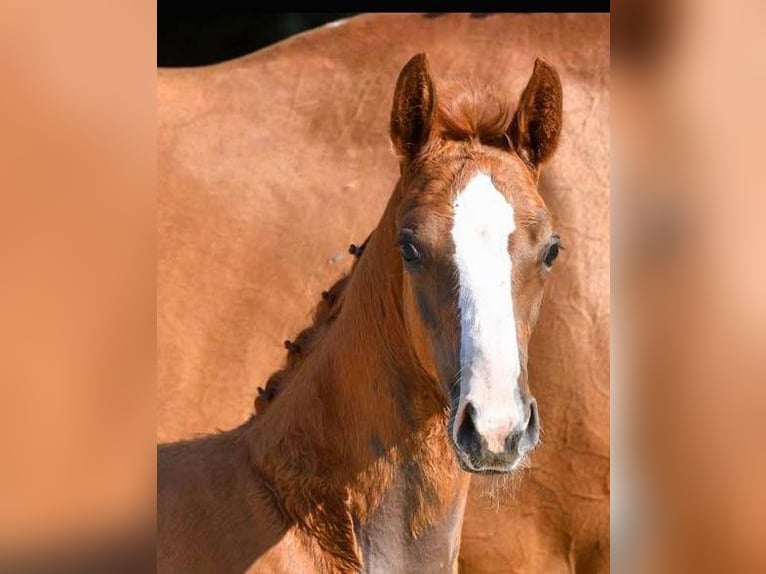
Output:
top-left (612, 0), bottom-right (766, 572)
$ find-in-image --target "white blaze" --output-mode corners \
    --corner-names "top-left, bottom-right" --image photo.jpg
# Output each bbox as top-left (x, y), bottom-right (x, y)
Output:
top-left (450, 173), bottom-right (524, 452)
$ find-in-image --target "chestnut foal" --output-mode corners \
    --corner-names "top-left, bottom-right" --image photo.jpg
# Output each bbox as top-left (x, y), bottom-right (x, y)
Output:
top-left (158, 53), bottom-right (563, 573)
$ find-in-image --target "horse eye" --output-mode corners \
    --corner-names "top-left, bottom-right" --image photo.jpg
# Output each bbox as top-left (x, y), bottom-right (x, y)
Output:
top-left (543, 237), bottom-right (561, 268)
top-left (399, 241), bottom-right (420, 264)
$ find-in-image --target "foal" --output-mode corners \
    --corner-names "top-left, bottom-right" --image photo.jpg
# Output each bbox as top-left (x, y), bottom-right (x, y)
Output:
top-left (158, 53), bottom-right (563, 573)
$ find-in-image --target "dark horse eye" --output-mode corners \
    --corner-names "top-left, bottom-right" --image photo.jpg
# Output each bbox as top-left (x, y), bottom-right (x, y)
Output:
top-left (543, 237), bottom-right (561, 268)
top-left (399, 241), bottom-right (420, 264)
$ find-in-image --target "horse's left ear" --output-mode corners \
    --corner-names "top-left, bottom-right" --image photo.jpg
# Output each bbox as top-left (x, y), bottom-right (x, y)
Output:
top-left (508, 58), bottom-right (563, 168)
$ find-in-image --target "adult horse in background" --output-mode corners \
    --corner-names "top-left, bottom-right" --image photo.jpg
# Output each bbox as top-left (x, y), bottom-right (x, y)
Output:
top-left (158, 13), bottom-right (609, 573)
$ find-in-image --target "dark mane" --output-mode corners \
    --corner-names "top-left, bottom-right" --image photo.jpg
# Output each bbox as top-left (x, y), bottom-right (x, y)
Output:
top-left (436, 81), bottom-right (513, 146)
top-left (253, 233), bottom-right (371, 414)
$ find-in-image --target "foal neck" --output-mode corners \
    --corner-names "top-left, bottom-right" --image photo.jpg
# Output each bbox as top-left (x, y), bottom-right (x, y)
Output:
top-left (248, 181), bottom-right (469, 570)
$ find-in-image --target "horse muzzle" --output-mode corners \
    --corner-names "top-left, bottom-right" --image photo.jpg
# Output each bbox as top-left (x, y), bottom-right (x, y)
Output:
top-left (451, 398), bottom-right (540, 473)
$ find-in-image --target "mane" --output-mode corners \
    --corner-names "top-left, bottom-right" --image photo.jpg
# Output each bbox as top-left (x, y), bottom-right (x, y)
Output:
top-left (435, 80), bottom-right (513, 147)
top-left (253, 233), bottom-right (371, 414)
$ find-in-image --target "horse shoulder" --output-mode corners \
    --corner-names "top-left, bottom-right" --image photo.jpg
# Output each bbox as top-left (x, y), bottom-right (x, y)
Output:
top-left (157, 431), bottom-right (309, 573)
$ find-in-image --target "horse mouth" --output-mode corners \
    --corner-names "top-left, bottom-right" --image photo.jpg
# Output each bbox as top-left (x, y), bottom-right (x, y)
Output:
top-left (450, 440), bottom-right (526, 474)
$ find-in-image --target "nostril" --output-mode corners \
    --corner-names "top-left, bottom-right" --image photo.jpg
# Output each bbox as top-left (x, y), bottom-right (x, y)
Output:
top-left (520, 399), bottom-right (540, 452)
top-left (456, 402), bottom-right (482, 455)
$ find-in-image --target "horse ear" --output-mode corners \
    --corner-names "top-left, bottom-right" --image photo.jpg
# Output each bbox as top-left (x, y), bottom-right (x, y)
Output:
top-left (390, 53), bottom-right (436, 159)
top-left (508, 58), bottom-right (563, 168)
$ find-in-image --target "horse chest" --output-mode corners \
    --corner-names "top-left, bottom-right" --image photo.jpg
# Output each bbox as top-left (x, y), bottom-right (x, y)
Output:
top-left (352, 477), bottom-right (468, 574)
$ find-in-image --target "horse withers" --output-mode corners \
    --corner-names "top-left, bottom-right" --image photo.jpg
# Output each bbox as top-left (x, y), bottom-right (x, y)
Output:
top-left (158, 53), bottom-right (563, 573)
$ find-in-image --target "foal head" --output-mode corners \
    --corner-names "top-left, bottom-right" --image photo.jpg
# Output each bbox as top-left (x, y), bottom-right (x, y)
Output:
top-left (389, 54), bottom-right (563, 473)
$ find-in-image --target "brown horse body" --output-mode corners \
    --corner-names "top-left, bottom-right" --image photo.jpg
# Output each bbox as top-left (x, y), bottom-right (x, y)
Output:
top-left (158, 13), bottom-right (609, 573)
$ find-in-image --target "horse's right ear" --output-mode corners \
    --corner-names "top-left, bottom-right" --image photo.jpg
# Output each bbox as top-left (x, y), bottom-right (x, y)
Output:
top-left (390, 53), bottom-right (436, 159)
